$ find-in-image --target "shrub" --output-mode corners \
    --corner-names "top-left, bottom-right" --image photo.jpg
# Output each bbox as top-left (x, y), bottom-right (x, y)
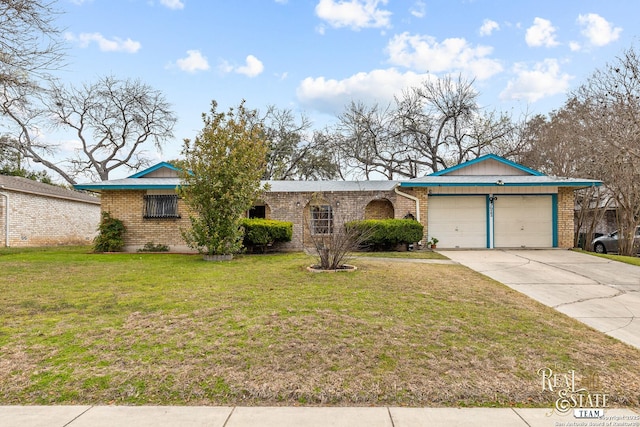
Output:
top-left (346, 219), bottom-right (423, 251)
top-left (94, 212), bottom-right (126, 252)
top-left (241, 218), bottom-right (293, 252)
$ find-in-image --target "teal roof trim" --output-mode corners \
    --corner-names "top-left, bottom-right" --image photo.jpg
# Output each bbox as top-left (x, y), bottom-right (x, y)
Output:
top-left (429, 154), bottom-right (544, 176)
top-left (128, 162), bottom-right (181, 178)
top-left (399, 181), bottom-right (602, 188)
top-left (74, 183), bottom-right (181, 191)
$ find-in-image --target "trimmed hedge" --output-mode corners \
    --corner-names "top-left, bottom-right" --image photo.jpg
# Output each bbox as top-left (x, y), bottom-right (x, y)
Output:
top-left (346, 219), bottom-right (423, 251)
top-left (241, 218), bottom-right (293, 251)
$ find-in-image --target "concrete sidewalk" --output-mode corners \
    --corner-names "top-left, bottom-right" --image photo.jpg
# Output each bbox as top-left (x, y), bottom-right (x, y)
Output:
top-left (440, 249), bottom-right (640, 349)
top-left (1, 406), bottom-right (638, 427)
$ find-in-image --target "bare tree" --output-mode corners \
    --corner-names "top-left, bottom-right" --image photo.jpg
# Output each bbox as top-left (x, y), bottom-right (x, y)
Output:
top-left (0, 0), bottom-right (67, 180)
top-left (518, 98), bottom-right (596, 177)
top-left (305, 193), bottom-right (370, 270)
top-left (0, 0), bottom-right (65, 92)
top-left (42, 75), bottom-right (177, 183)
top-left (520, 46), bottom-right (640, 255)
top-left (262, 106), bottom-right (338, 180)
top-left (517, 97), bottom-right (618, 249)
top-left (406, 74), bottom-right (515, 170)
top-left (573, 46), bottom-right (640, 256)
top-left (336, 101), bottom-right (413, 179)
top-left (331, 75), bottom-right (517, 179)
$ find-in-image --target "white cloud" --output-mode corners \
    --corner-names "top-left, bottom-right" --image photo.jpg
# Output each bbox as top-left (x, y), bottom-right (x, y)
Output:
top-left (218, 60), bottom-right (234, 74)
top-left (236, 55), bottom-right (264, 77)
top-left (577, 13), bottom-right (622, 47)
top-left (175, 50), bottom-right (210, 73)
top-left (315, 0), bottom-right (392, 30)
top-left (219, 55), bottom-right (264, 78)
top-left (66, 32), bottom-right (141, 53)
top-left (410, 1), bottom-right (426, 18)
top-left (479, 19), bottom-right (499, 36)
top-left (569, 41), bottom-right (581, 52)
top-left (160, 0), bottom-right (185, 10)
top-left (385, 32), bottom-right (502, 80)
top-left (297, 68), bottom-right (432, 114)
top-left (525, 17), bottom-right (559, 47)
top-left (500, 59), bottom-right (573, 102)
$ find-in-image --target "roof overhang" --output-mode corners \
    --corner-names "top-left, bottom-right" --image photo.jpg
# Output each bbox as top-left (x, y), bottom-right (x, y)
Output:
top-left (399, 177), bottom-right (603, 189)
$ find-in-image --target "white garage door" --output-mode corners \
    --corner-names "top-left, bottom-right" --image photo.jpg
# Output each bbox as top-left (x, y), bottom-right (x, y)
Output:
top-left (493, 195), bottom-right (553, 248)
top-left (428, 196), bottom-right (487, 248)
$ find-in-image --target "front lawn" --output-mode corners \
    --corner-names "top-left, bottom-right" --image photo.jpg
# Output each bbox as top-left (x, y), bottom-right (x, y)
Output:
top-left (584, 251), bottom-right (640, 267)
top-left (1, 247), bottom-right (639, 407)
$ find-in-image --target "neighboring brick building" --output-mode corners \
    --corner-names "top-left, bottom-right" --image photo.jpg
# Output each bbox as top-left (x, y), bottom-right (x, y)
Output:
top-left (0, 175), bottom-right (101, 248)
top-left (75, 155), bottom-right (601, 252)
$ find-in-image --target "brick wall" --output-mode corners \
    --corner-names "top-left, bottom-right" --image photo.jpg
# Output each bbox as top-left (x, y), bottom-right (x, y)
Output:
top-left (97, 186), bottom-right (578, 251)
top-left (557, 187), bottom-right (576, 249)
top-left (263, 189), bottom-right (419, 250)
top-left (101, 190), bottom-right (193, 252)
top-left (0, 190), bottom-right (100, 247)
top-left (364, 200), bottom-right (394, 219)
top-left (98, 188), bottom-right (421, 252)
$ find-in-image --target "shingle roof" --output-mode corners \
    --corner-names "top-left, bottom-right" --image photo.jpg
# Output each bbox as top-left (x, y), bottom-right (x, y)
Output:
top-left (0, 175), bottom-right (100, 204)
top-left (73, 158), bottom-right (602, 193)
top-left (265, 180), bottom-right (398, 192)
top-left (74, 178), bottom-right (398, 193)
top-left (75, 177), bottom-right (181, 191)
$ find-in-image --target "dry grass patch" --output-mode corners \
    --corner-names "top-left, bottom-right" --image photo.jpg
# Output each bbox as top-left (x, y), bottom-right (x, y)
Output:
top-left (0, 248), bottom-right (639, 407)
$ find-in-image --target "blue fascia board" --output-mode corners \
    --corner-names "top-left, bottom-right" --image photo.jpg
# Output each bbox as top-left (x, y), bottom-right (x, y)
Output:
top-left (128, 162), bottom-right (181, 178)
top-left (485, 196), bottom-right (491, 249)
top-left (74, 184), bottom-right (181, 191)
top-left (552, 194), bottom-right (558, 248)
top-left (399, 181), bottom-right (601, 188)
top-left (429, 154), bottom-right (544, 177)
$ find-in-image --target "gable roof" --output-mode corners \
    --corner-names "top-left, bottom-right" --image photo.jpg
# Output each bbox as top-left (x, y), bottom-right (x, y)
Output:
top-left (74, 156), bottom-right (603, 193)
top-left (430, 154), bottom-right (544, 176)
top-left (128, 162), bottom-right (181, 178)
top-left (400, 154), bottom-right (602, 189)
top-left (0, 175), bottom-right (100, 204)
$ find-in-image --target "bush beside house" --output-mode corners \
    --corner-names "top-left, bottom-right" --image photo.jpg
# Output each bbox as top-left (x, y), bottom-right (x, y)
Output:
top-left (241, 218), bottom-right (293, 252)
top-left (346, 219), bottom-right (423, 251)
top-left (93, 212), bottom-right (126, 252)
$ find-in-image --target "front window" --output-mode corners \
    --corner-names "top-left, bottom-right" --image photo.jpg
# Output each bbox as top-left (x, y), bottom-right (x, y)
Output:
top-left (310, 205), bottom-right (333, 234)
top-left (144, 195), bottom-right (179, 218)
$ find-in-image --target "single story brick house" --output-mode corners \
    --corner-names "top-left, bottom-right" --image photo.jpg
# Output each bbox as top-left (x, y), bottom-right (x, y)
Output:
top-left (0, 174), bottom-right (101, 247)
top-left (74, 154), bottom-right (601, 252)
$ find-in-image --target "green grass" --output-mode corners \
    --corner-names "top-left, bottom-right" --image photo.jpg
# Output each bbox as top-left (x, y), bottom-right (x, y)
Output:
top-left (1, 246), bottom-right (639, 407)
top-left (572, 247), bottom-right (640, 266)
top-left (585, 251), bottom-right (640, 266)
top-left (351, 249), bottom-right (447, 260)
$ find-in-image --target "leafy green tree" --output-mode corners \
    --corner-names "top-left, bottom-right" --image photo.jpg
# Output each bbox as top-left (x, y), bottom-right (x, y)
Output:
top-left (180, 100), bottom-right (268, 256)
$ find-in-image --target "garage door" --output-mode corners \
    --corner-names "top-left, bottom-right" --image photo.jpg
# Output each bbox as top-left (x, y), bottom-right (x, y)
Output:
top-left (493, 195), bottom-right (553, 248)
top-left (428, 196), bottom-right (487, 248)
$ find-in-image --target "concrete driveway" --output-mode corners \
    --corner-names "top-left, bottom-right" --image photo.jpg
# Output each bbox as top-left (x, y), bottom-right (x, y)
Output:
top-left (439, 249), bottom-right (640, 350)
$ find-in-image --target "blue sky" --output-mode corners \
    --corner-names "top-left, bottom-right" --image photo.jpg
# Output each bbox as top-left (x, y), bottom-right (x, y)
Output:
top-left (54, 0), bottom-right (638, 174)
